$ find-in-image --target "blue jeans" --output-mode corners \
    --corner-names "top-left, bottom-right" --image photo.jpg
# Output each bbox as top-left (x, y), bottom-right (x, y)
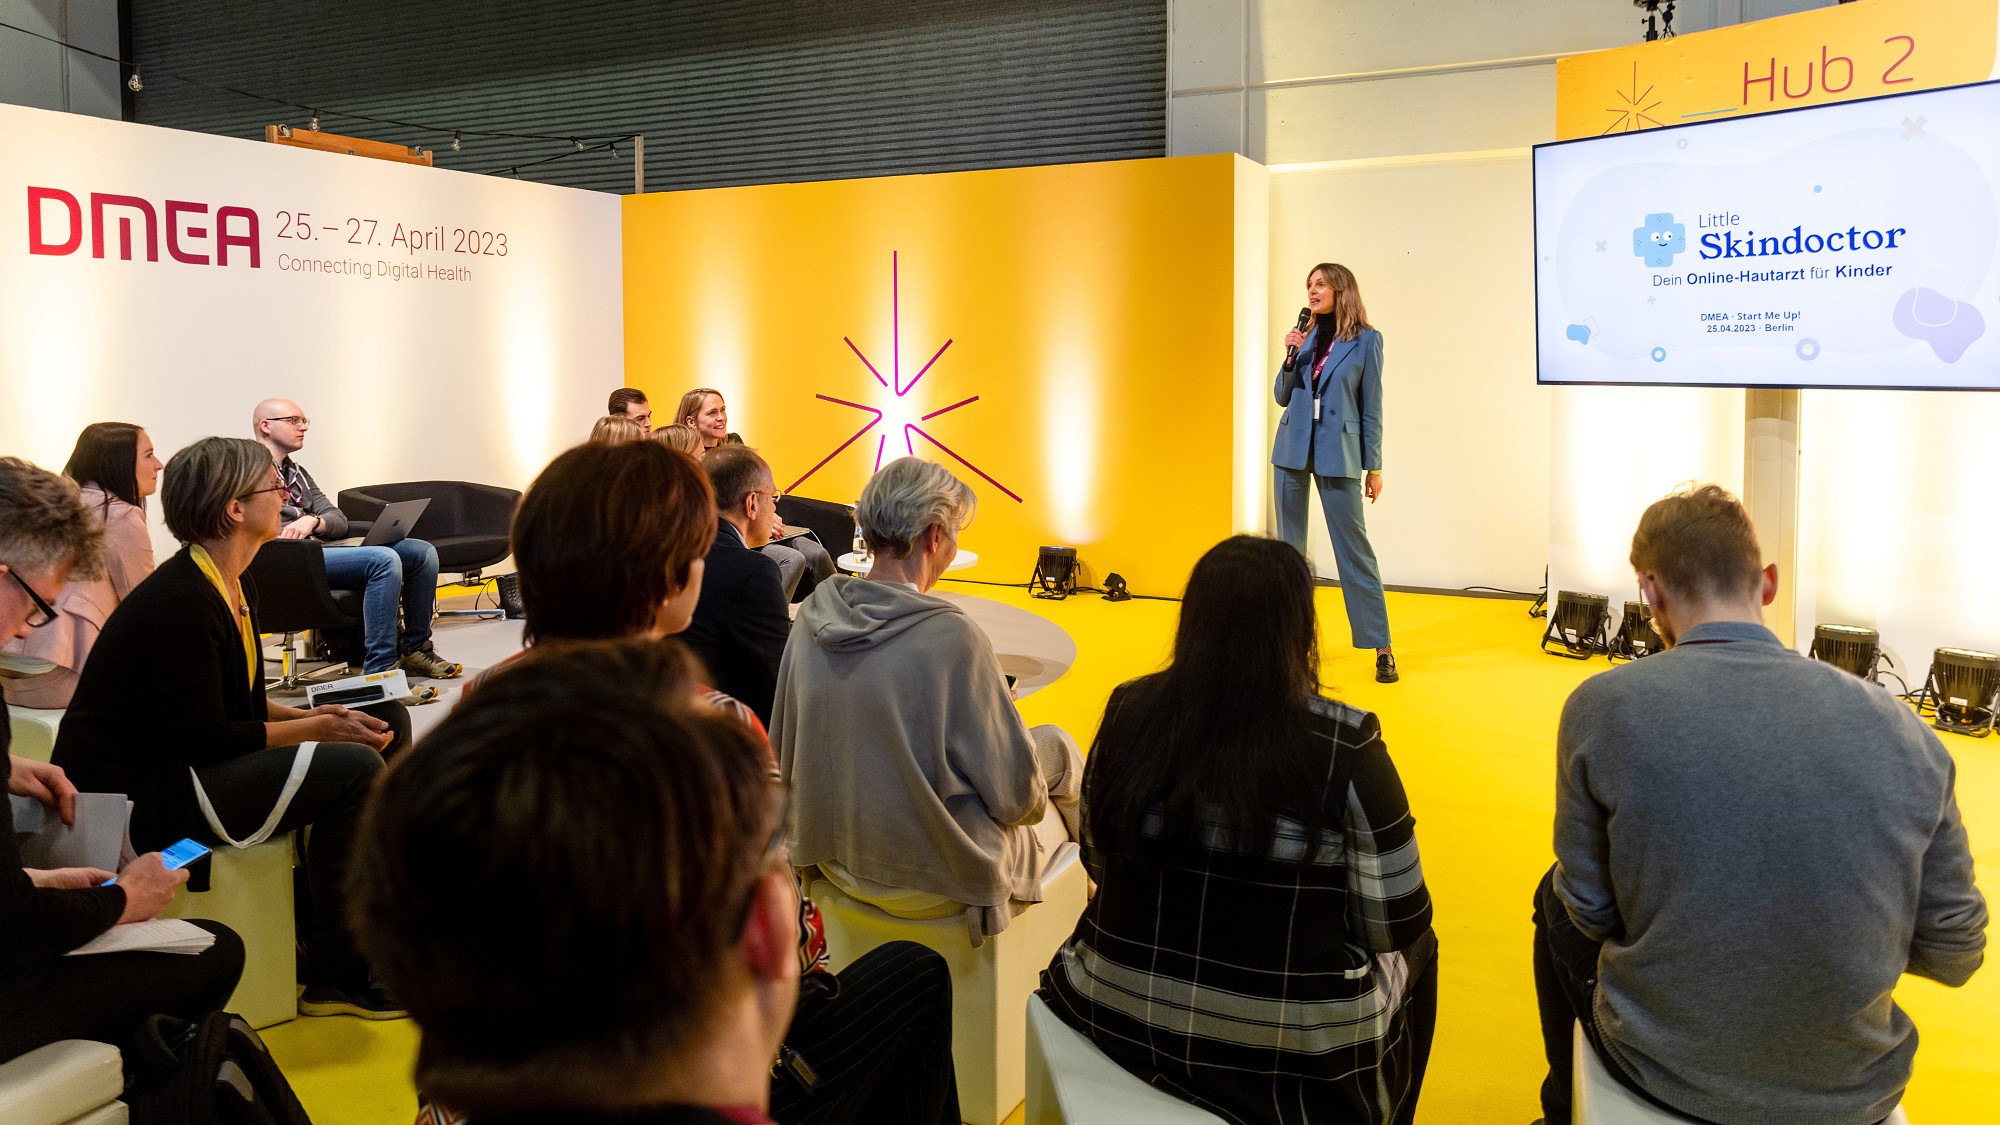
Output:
top-left (321, 539), bottom-right (439, 672)
top-left (1273, 467), bottom-right (1391, 649)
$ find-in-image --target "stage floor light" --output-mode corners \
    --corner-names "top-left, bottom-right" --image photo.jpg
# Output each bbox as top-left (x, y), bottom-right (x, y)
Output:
top-left (1607, 600), bottom-right (1663, 663)
top-left (1542, 591), bottom-right (1611, 659)
top-left (1030, 545), bottom-right (1078, 601)
top-left (1809, 624), bottom-right (1880, 679)
top-left (1921, 647), bottom-right (2000, 737)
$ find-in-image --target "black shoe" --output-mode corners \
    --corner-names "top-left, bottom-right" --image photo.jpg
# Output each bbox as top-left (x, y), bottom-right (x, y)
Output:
top-left (1375, 653), bottom-right (1400, 684)
top-left (299, 982), bottom-right (408, 1020)
top-left (497, 572), bottom-right (525, 620)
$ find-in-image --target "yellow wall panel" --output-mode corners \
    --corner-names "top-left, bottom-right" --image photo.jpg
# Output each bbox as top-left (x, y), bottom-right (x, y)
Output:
top-left (624, 155), bottom-right (1246, 596)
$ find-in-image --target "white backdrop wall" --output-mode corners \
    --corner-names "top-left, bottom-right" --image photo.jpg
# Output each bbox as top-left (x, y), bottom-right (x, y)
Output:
top-left (1170, 0), bottom-right (1834, 593)
top-left (0, 103), bottom-right (621, 560)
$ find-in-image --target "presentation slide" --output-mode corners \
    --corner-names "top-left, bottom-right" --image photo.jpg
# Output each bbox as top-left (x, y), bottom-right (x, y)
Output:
top-left (1534, 81), bottom-right (2000, 389)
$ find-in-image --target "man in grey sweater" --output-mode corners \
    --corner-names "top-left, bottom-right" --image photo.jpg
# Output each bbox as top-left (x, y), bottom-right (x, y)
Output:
top-left (1534, 485), bottom-right (1985, 1125)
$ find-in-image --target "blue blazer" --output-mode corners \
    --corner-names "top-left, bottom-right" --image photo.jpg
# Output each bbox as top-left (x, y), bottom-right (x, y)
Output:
top-left (1271, 324), bottom-right (1383, 479)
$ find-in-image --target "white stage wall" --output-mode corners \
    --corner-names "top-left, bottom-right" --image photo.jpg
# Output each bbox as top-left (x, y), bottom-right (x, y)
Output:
top-left (0, 102), bottom-right (620, 559)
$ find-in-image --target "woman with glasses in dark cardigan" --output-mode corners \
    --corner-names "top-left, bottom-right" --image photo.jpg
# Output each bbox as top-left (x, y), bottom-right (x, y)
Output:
top-left (53, 436), bottom-right (408, 1020)
top-left (1039, 535), bottom-right (1439, 1125)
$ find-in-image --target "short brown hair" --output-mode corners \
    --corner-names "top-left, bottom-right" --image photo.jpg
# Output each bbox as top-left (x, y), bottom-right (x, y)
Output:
top-left (589, 414), bottom-right (644, 445)
top-left (161, 437), bottom-right (273, 545)
top-left (607, 387), bottom-right (649, 416)
top-left (703, 444), bottom-right (769, 512)
top-left (349, 637), bottom-right (780, 1112)
top-left (0, 457), bottom-right (104, 581)
top-left (511, 442), bottom-right (716, 644)
top-left (1629, 483), bottom-right (1764, 602)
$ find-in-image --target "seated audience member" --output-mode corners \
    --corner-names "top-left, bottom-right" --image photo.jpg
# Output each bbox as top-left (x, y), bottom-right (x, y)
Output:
top-left (252, 398), bottom-right (461, 681)
top-left (776, 456), bottom-right (1082, 942)
top-left (589, 414), bottom-right (645, 445)
top-left (682, 445), bottom-right (792, 724)
top-left (53, 437), bottom-right (411, 1020)
top-left (507, 444), bottom-right (959, 1125)
top-left (3, 423), bottom-right (162, 708)
top-left (1040, 535), bottom-right (1437, 1125)
top-left (608, 386), bottom-right (654, 436)
top-left (652, 422), bottom-right (703, 457)
top-left (673, 386), bottom-right (834, 598)
top-left (0, 456), bottom-right (244, 1062)
top-left (1534, 485), bottom-right (1987, 1125)
top-left (350, 638), bottom-right (959, 1125)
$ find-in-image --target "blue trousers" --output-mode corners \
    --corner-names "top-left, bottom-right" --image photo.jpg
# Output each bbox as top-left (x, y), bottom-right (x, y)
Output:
top-left (1274, 468), bottom-right (1391, 649)
top-left (321, 538), bottom-right (439, 672)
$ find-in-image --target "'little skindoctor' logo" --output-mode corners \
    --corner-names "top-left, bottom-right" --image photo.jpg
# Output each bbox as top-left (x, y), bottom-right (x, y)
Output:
top-left (1633, 212), bottom-right (1686, 268)
top-left (25, 187), bottom-right (260, 267)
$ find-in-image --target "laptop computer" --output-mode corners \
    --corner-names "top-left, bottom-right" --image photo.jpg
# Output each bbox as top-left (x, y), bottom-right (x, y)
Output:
top-left (332, 497), bottom-right (430, 548)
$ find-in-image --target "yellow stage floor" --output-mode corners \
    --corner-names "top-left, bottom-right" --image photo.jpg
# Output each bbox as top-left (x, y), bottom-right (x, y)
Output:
top-left (264, 584), bottom-right (1998, 1123)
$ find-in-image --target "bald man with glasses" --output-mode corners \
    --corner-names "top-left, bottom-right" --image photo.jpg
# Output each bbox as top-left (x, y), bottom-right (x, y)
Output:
top-left (252, 399), bottom-right (460, 685)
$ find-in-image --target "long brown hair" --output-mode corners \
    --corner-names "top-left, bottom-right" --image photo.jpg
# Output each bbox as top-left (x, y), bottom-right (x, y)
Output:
top-left (1307, 262), bottom-right (1371, 342)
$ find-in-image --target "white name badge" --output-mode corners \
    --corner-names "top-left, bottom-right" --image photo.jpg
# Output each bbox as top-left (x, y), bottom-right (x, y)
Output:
top-left (1313, 397), bottom-right (1322, 421)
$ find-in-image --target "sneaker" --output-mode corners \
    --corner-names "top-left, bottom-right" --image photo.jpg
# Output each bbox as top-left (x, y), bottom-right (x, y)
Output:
top-left (299, 982), bottom-right (408, 1020)
top-left (1375, 653), bottom-right (1400, 684)
top-left (400, 642), bottom-right (463, 680)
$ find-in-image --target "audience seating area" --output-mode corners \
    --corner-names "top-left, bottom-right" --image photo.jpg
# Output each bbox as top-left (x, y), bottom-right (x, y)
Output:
top-left (0, 1039), bottom-right (127, 1125)
top-left (1025, 994), bottom-right (1225, 1125)
top-left (1568, 1024), bottom-right (1911, 1125)
top-left (805, 844), bottom-right (1090, 1125)
top-left (160, 838), bottom-right (300, 1030)
top-left (6, 707), bottom-right (61, 763)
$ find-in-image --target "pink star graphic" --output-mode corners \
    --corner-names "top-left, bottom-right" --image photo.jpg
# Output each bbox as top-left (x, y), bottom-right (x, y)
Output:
top-left (784, 252), bottom-right (1022, 502)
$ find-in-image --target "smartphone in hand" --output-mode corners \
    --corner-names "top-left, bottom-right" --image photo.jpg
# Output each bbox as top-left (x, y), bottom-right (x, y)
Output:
top-left (101, 838), bottom-right (212, 886)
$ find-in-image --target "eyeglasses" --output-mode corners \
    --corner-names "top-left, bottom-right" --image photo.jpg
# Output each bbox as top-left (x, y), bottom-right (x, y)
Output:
top-left (238, 471), bottom-right (287, 500)
top-left (6, 567), bottom-right (58, 629)
top-left (267, 416), bottom-right (310, 427)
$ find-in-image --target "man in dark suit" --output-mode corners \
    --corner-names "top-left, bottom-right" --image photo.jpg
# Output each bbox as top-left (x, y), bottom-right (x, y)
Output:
top-left (682, 445), bottom-right (790, 724)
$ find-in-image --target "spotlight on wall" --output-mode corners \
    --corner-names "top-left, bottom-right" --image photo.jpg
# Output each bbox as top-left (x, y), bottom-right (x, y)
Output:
top-left (1102, 572), bottom-right (1130, 602)
top-left (1809, 624), bottom-right (1881, 680)
top-left (1029, 545), bottom-right (1078, 601)
top-left (1607, 600), bottom-right (1663, 663)
top-left (1921, 647), bottom-right (2000, 736)
top-left (1541, 591), bottom-right (1611, 659)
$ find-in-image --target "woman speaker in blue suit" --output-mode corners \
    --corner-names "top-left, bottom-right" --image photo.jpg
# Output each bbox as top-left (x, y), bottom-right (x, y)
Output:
top-left (1272, 262), bottom-right (1397, 683)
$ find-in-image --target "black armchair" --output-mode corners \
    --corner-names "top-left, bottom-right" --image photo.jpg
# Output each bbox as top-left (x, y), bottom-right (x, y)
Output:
top-left (338, 481), bottom-right (519, 618)
top-left (775, 495), bottom-right (857, 558)
top-left (243, 539), bottom-right (364, 689)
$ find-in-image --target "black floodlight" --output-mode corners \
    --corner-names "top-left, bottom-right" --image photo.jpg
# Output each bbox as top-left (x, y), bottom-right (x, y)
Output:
top-left (1607, 600), bottom-right (1664, 663)
top-left (1102, 572), bottom-right (1131, 602)
top-left (1922, 647), bottom-right (2000, 737)
top-left (1542, 591), bottom-right (1611, 659)
top-left (1030, 545), bottom-right (1078, 601)
top-left (1809, 624), bottom-right (1881, 679)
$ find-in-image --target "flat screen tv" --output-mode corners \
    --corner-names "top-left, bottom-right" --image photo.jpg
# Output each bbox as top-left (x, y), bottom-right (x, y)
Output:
top-left (1534, 80), bottom-right (2000, 390)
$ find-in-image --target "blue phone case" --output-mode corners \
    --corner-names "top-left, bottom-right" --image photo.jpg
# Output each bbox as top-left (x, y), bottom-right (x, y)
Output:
top-left (101, 838), bottom-right (212, 886)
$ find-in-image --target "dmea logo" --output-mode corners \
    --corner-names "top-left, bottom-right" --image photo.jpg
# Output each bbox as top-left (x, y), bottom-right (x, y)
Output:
top-left (1633, 212), bottom-right (1687, 267)
top-left (25, 187), bottom-right (260, 267)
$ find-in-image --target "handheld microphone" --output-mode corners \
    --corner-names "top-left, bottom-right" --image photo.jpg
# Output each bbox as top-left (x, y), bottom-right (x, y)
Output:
top-left (1281, 307), bottom-right (1311, 372)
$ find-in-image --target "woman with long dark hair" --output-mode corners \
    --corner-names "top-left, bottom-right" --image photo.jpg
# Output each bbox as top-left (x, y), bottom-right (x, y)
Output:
top-left (2, 423), bottom-right (162, 708)
top-left (1039, 535), bottom-right (1438, 1125)
top-left (1273, 262), bottom-right (1398, 683)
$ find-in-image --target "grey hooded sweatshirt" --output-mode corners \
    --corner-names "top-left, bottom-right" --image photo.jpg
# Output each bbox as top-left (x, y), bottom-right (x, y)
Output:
top-left (773, 575), bottom-right (1051, 910)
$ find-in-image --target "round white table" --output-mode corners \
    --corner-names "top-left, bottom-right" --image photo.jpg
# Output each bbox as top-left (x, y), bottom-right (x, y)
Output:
top-left (836, 549), bottom-right (978, 574)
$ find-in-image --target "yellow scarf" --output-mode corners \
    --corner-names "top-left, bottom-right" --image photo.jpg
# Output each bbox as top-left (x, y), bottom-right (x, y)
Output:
top-left (190, 544), bottom-right (260, 690)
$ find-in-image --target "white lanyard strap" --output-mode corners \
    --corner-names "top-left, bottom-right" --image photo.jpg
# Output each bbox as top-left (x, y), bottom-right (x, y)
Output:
top-left (191, 742), bottom-right (318, 848)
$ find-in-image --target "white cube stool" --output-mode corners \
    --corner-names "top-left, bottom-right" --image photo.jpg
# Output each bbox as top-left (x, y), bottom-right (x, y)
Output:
top-left (1572, 1024), bottom-right (1909, 1124)
top-left (163, 836), bottom-right (298, 1028)
top-left (1025, 994), bottom-right (1225, 1124)
top-left (806, 845), bottom-right (1090, 1125)
top-left (0, 1039), bottom-right (127, 1125)
top-left (5, 707), bottom-right (63, 763)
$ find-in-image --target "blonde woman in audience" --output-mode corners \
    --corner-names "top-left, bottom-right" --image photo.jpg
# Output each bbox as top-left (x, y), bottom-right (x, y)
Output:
top-left (589, 413), bottom-right (645, 445)
top-left (676, 387), bottom-right (730, 453)
top-left (651, 421), bottom-right (703, 456)
top-left (3, 423), bottom-right (161, 708)
top-left (775, 456), bottom-right (1082, 943)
